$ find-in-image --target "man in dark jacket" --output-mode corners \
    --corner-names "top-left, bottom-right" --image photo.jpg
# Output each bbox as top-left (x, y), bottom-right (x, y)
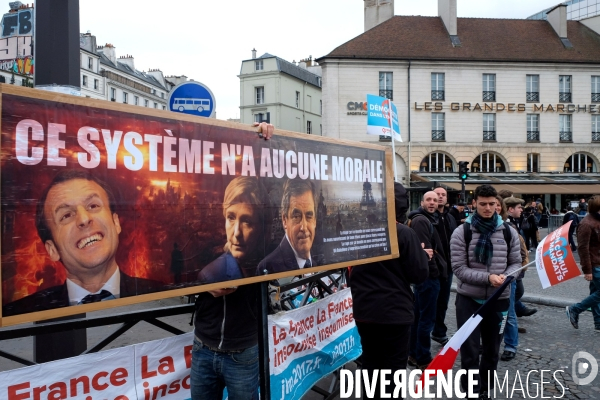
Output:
top-left (407, 190), bottom-right (447, 369)
top-left (562, 205), bottom-right (579, 252)
top-left (349, 182), bottom-right (429, 399)
top-left (449, 202), bottom-right (466, 226)
top-left (566, 195), bottom-right (600, 331)
top-left (431, 187), bottom-right (458, 346)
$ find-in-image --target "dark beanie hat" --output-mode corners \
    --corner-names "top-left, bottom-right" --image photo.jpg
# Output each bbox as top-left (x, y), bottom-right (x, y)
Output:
top-left (394, 182), bottom-right (409, 223)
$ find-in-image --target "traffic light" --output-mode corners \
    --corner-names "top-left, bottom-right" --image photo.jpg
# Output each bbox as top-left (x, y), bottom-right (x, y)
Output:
top-left (458, 161), bottom-right (470, 181)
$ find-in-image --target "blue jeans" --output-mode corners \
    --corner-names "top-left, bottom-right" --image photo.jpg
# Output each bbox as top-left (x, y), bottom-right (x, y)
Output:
top-left (571, 266), bottom-right (600, 329)
top-left (503, 280), bottom-right (518, 353)
top-left (190, 339), bottom-right (259, 400)
top-left (410, 278), bottom-right (440, 364)
top-left (432, 271), bottom-right (453, 339)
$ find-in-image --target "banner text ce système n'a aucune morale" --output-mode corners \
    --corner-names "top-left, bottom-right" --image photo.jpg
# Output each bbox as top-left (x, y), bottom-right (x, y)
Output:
top-left (0, 85), bottom-right (398, 326)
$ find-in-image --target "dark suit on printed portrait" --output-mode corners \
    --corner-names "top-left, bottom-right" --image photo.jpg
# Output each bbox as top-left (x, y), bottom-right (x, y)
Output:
top-left (257, 237), bottom-right (323, 275)
top-left (2, 271), bottom-right (165, 317)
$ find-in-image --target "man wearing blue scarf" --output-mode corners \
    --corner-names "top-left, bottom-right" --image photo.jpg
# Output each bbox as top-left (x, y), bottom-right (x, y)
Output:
top-left (450, 185), bottom-right (522, 399)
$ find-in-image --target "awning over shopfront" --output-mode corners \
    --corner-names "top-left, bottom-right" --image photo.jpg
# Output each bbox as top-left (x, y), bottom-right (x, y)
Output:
top-left (410, 173), bottom-right (600, 195)
top-left (441, 182), bottom-right (600, 194)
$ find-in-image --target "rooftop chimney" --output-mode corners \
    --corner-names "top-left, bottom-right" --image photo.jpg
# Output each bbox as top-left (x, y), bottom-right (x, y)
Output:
top-left (99, 43), bottom-right (116, 64)
top-left (364, 0), bottom-right (394, 32)
top-left (438, 0), bottom-right (457, 36)
top-left (252, 48), bottom-right (257, 59)
top-left (547, 5), bottom-right (567, 38)
top-left (547, 5), bottom-right (573, 48)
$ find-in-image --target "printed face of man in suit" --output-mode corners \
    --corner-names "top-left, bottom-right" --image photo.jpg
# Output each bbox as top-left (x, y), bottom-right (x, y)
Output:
top-left (282, 190), bottom-right (316, 259)
top-left (42, 179), bottom-right (121, 281)
top-left (225, 203), bottom-right (261, 261)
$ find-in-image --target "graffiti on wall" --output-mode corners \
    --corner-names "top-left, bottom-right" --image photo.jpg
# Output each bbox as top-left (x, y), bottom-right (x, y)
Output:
top-left (0, 55), bottom-right (33, 75)
top-left (1, 8), bottom-right (33, 38)
top-left (0, 35), bottom-right (31, 59)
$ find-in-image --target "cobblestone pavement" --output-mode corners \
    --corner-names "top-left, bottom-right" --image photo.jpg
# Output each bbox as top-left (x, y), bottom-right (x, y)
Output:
top-left (307, 291), bottom-right (600, 400)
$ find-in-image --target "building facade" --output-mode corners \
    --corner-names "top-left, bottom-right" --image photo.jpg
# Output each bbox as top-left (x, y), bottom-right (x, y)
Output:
top-left (528, 0), bottom-right (600, 21)
top-left (318, 0), bottom-right (600, 209)
top-left (79, 33), bottom-right (176, 110)
top-left (239, 51), bottom-right (322, 134)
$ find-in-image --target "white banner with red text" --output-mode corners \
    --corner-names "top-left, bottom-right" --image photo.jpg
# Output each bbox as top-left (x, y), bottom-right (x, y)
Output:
top-left (0, 332), bottom-right (194, 400)
top-left (269, 288), bottom-right (362, 400)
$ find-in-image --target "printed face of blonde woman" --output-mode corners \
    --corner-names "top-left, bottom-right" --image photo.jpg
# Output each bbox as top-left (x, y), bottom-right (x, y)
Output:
top-left (225, 203), bottom-right (260, 261)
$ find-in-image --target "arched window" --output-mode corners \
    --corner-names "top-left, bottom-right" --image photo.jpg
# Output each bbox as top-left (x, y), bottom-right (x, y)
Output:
top-left (419, 152), bottom-right (455, 172)
top-left (564, 153), bottom-right (597, 173)
top-left (527, 153), bottom-right (540, 173)
top-left (471, 152), bottom-right (506, 173)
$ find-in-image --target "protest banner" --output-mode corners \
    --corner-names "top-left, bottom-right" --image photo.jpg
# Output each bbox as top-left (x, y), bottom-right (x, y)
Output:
top-left (0, 84), bottom-right (398, 326)
top-left (0, 333), bottom-right (194, 400)
top-left (0, 343), bottom-right (138, 400)
top-left (535, 221), bottom-right (581, 289)
top-left (269, 288), bottom-right (361, 400)
top-left (365, 94), bottom-right (401, 142)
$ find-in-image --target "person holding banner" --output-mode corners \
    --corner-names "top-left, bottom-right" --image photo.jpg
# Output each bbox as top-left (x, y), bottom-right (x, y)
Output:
top-left (349, 182), bottom-right (430, 399)
top-left (190, 122), bottom-right (273, 400)
top-left (450, 184), bottom-right (521, 399)
top-left (566, 195), bottom-right (600, 331)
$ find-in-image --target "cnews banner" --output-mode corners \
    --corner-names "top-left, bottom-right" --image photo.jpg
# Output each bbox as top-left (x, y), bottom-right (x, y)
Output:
top-left (0, 85), bottom-right (397, 326)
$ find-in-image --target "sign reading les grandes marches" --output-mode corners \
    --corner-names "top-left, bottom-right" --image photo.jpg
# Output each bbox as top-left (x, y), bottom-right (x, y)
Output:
top-left (0, 85), bottom-right (397, 326)
top-left (535, 221), bottom-right (580, 289)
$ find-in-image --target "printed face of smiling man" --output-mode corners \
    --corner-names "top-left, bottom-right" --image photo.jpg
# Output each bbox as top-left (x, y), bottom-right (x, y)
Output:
top-left (42, 179), bottom-right (121, 285)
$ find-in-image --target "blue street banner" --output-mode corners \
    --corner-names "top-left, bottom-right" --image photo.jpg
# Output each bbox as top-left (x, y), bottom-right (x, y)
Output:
top-left (269, 288), bottom-right (362, 400)
top-left (366, 94), bottom-right (401, 142)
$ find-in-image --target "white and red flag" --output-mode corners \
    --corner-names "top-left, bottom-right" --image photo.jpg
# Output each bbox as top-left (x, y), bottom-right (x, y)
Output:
top-left (416, 275), bottom-right (514, 390)
top-left (535, 220), bottom-right (580, 288)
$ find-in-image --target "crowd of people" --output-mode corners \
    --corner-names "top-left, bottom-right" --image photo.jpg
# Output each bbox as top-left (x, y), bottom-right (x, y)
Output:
top-left (350, 185), bottom-right (598, 400)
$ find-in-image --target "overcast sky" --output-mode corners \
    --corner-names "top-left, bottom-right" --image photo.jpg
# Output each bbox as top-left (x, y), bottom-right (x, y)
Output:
top-left (80, 0), bottom-right (562, 120)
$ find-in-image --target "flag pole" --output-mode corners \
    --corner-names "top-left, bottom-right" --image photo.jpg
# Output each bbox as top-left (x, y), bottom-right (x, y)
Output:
top-left (387, 99), bottom-right (397, 182)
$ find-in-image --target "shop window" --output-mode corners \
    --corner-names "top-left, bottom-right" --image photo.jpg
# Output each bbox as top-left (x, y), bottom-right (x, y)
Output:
top-left (564, 153), bottom-right (597, 173)
top-left (471, 152), bottom-right (506, 173)
top-left (420, 152), bottom-right (454, 172)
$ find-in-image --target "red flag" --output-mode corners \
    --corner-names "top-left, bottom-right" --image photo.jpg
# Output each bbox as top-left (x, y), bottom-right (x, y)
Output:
top-left (535, 221), bottom-right (580, 288)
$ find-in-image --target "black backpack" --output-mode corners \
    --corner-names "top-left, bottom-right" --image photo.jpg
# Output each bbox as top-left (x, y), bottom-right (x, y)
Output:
top-left (463, 221), bottom-right (512, 266)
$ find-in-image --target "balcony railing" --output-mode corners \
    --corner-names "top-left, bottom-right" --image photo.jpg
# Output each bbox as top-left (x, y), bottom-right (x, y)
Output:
top-left (431, 90), bottom-right (445, 101)
top-left (526, 92), bottom-right (539, 102)
top-left (593, 132), bottom-right (600, 142)
top-left (482, 91), bottom-right (496, 102)
top-left (483, 131), bottom-right (496, 141)
top-left (560, 131), bottom-right (572, 142)
top-left (559, 92), bottom-right (572, 102)
top-left (379, 89), bottom-right (393, 100)
top-left (527, 130), bottom-right (540, 142)
top-left (592, 93), bottom-right (600, 102)
top-left (431, 130), bottom-right (445, 141)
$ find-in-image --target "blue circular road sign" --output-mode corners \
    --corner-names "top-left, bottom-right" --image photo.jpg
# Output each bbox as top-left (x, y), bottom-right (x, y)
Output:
top-left (168, 81), bottom-right (216, 118)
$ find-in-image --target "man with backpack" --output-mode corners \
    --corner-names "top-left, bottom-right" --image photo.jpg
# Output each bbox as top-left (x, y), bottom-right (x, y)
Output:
top-left (450, 185), bottom-right (522, 399)
top-left (407, 191), bottom-right (448, 370)
top-left (563, 205), bottom-right (579, 252)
